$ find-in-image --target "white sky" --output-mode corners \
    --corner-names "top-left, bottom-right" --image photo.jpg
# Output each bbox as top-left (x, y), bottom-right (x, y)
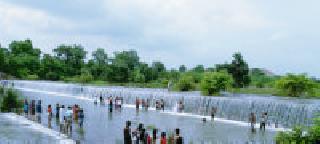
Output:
top-left (0, 0), bottom-right (319, 77)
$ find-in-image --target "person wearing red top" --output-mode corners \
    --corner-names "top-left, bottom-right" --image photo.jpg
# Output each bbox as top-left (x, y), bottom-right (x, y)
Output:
top-left (147, 134), bottom-right (151, 144)
top-left (47, 105), bottom-right (52, 116)
top-left (160, 132), bottom-right (167, 144)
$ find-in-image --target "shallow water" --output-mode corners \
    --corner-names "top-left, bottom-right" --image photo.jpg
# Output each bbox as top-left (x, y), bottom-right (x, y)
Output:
top-left (13, 86), bottom-right (277, 143)
top-left (0, 113), bottom-right (73, 144)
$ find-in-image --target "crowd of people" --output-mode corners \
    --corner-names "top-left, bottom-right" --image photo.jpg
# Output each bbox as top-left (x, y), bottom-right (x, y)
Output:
top-left (124, 121), bottom-right (184, 144)
top-left (23, 99), bottom-right (85, 134)
top-left (21, 93), bottom-right (270, 144)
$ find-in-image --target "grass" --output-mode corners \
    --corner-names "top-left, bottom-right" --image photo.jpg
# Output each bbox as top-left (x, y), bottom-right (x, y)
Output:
top-left (231, 87), bottom-right (277, 95)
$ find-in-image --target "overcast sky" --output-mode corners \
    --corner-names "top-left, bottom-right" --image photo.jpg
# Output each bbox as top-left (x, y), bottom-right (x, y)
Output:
top-left (0, 0), bottom-right (319, 77)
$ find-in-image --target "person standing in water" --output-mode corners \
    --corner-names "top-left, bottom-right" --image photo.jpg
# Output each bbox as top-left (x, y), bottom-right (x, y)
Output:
top-left (136, 98), bottom-right (140, 111)
top-left (260, 112), bottom-right (267, 131)
top-left (109, 97), bottom-right (113, 113)
top-left (47, 105), bottom-right (52, 128)
top-left (24, 99), bottom-right (28, 116)
top-left (47, 105), bottom-right (52, 117)
top-left (175, 128), bottom-right (183, 144)
top-left (36, 100), bottom-right (42, 123)
top-left (211, 107), bottom-right (217, 121)
top-left (99, 94), bottom-right (104, 105)
top-left (123, 121), bottom-right (132, 144)
top-left (65, 106), bottom-right (73, 133)
top-left (59, 105), bottom-right (65, 132)
top-left (160, 99), bottom-right (165, 111)
top-left (78, 109), bottom-right (84, 128)
top-left (55, 103), bottom-right (60, 118)
top-left (249, 112), bottom-right (256, 132)
top-left (160, 132), bottom-right (167, 144)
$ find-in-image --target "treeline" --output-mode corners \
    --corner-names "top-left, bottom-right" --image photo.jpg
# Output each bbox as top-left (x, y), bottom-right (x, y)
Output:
top-left (0, 39), bottom-right (318, 96)
top-left (0, 39), bottom-right (251, 86)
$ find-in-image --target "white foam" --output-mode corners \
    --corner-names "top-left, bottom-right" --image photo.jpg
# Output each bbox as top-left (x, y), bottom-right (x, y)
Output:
top-left (2, 113), bottom-right (75, 144)
top-left (16, 87), bottom-right (290, 132)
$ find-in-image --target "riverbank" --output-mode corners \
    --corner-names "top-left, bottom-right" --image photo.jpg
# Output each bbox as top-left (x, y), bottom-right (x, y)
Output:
top-left (62, 80), bottom-right (320, 98)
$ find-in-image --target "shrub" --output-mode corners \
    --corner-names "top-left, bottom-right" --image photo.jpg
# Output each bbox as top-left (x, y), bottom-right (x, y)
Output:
top-left (275, 74), bottom-right (316, 97)
top-left (200, 71), bottom-right (233, 96)
top-left (0, 89), bottom-right (23, 112)
top-left (276, 116), bottom-right (320, 143)
top-left (176, 75), bottom-right (195, 91)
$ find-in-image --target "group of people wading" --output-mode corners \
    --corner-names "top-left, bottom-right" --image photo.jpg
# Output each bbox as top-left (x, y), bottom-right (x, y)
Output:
top-left (23, 99), bottom-right (85, 135)
top-left (249, 112), bottom-right (269, 132)
top-left (124, 121), bottom-right (184, 144)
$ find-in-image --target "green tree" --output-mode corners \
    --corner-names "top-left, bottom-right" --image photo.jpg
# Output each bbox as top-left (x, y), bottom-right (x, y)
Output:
top-left (176, 74), bottom-right (195, 91)
top-left (138, 63), bottom-right (153, 82)
top-left (132, 68), bottom-right (146, 83)
top-left (200, 71), bottom-right (233, 96)
top-left (179, 65), bottom-right (187, 73)
top-left (88, 48), bottom-right (108, 80)
top-left (193, 65), bottom-right (205, 73)
top-left (228, 53), bottom-right (250, 88)
top-left (92, 48), bottom-right (108, 65)
top-left (8, 40), bottom-right (41, 78)
top-left (54, 44), bottom-right (87, 77)
top-left (275, 74), bottom-right (316, 97)
top-left (0, 48), bottom-right (9, 73)
top-left (39, 54), bottom-right (64, 80)
top-left (151, 61), bottom-right (166, 80)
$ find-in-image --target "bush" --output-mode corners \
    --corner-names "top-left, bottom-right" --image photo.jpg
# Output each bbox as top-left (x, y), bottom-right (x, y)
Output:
top-left (0, 89), bottom-right (23, 112)
top-left (200, 71), bottom-right (233, 96)
top-left (276, 117), bottom-right (320, 143)
top-left (176, 74), bottom-right (196, 91)
top-left (275, 74), bottom-right (316, 97)
top-left (77, 71), bottom-right (94, 84)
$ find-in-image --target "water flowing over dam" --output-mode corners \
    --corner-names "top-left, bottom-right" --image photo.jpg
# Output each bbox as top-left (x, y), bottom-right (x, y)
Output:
top-left (13, 80), bottom-right (320, 128)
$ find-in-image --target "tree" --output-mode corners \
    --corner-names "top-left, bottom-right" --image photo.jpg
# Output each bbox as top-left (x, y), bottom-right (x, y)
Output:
top-left (138, 63), bottom-right (153, 82)
top-left (275, 74), bottom-right (316, 97)
top-left (151, 61), bottom-right (166, 80)
top-left (200, 71), bottom-right (233, 96)
top-left (228, 53), bottom-right (250, 88)
top-left (89, 48), bottom-right (108, 80)
top-left (132, 68), bottom-right (145, 83)
top-left (176, 74), bottom-right (195, 91)
top-left (193, 65), bottom-right (205, 73)
top-left (54, 44), bottom-right (87, 77)
top-left (7, 40), bottom-right (41, 78)
top-left (39, 54), bottom-right (64, 80)
top-left (179, 65), bottom-right (187, 73)
top-left (113, 50), bottom-right (139, 70)
top-left (0, 48), bottom-right (9, 73)
top-left (92, 48), bottom-right (108, 65)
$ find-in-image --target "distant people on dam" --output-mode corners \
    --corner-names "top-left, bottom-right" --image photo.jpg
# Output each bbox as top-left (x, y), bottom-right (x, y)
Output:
top-left (211, 107), bottom-right (217, 121)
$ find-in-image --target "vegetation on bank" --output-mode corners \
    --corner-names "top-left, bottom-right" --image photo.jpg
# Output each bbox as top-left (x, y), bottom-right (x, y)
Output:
top-left (276, 116), bottom-right (320, 143)
top-left (0, 86), bottom-right (23, 112)
top-left (0, 39), bottom-right (319, 97)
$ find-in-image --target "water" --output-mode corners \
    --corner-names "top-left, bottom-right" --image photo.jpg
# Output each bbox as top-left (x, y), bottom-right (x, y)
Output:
top-left (0, 113), bottom-right (73, 144)
top-left (1, 80), bottom-right (319, 143)
top-left (13, 80), bottom-right (320, 128)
